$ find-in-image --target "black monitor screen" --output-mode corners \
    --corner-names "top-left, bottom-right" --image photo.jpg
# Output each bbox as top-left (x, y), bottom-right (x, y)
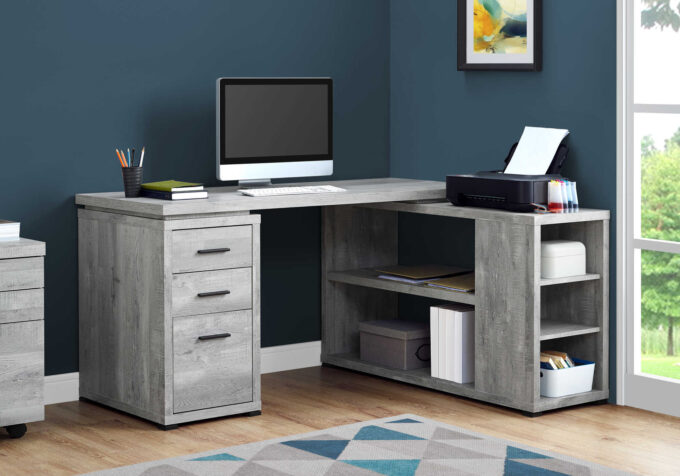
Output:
top-left (221, 79), bottom-right (331, 164)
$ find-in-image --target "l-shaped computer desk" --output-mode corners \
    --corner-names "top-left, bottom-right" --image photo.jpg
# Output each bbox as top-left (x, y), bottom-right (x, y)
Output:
top-left (76, 177), bottom-right (609, 427)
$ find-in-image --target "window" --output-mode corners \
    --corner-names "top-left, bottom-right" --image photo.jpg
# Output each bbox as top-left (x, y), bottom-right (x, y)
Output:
top-left (622, 0), bottom-right (680, 417)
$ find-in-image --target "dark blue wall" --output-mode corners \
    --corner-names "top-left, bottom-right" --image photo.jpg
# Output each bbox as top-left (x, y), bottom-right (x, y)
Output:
top-left (1, 1), bottom-right (618, 389)
top-left (390, 0), bottom-right (617, 398)
top-left (0, 0), bottom-right (390, 375)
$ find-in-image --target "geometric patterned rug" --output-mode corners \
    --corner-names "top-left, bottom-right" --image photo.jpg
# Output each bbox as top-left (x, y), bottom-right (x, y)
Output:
top-left (86, 414), bottom-right (630, 476)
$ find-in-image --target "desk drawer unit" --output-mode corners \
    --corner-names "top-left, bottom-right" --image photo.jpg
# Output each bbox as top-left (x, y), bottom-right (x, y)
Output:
top-left (0, 257), bottom-right (43, 292)
top-left (0, 239), bottom-right (45, 438)
top-left (172, 225), bottom-right (253, 273)
top-left (173, 310), bottom-right (253, 413)
top-left (78, 210), bottom-right (261, 428)
top-left (0, 288), bottom-right (44, 325)
top-left (0, 320), bottom-right (44, 427)
top-left (172, 267), bottom-right (252, 317)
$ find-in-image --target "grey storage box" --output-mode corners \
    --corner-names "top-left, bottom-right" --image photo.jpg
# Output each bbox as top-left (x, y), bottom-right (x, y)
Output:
top-left (359, 320), bottom-right (430, 370)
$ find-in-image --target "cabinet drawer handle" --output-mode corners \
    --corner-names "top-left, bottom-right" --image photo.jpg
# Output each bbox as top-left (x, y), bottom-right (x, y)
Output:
top-left (198, 332), bottom-right (231, 341)
top-left (197, 290), bottom-right (231, 297)
top-left (197, 247), bottom-right (231, 254)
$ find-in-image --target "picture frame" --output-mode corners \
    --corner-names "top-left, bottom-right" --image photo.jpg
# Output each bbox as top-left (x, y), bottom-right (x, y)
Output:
top-left (457, 0), bottom-right (542, 71)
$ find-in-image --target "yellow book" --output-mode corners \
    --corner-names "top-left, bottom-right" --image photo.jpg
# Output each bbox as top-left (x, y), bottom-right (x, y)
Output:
top-left (141, 180), bottom-right (203, 192)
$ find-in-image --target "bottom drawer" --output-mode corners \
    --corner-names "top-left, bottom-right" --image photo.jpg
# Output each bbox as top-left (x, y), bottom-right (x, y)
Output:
top-left (0, 320), bottom-right (44, 426)
top-left (173, 310), bottom-right (253, 413)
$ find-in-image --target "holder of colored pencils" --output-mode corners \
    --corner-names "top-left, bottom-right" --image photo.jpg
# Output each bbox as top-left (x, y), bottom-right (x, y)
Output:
top-left (122, 167), bottom-right (144, 198)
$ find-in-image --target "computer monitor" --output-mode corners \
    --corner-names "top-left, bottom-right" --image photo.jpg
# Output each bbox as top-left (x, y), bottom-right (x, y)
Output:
top-left (217, 77), bottom-right (332, 184)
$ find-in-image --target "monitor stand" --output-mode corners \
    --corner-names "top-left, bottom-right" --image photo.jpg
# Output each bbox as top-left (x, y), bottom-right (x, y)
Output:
top-left (238, 179), bottom-right (273, 189)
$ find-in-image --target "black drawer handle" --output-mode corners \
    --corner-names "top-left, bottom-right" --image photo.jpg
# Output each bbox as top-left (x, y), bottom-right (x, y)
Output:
top-left (197, 247), bottom-right (231, 254)
top-left (198, 332), bottom-right (231, 341)
top-left (197, 290), bottom-right (231, 297)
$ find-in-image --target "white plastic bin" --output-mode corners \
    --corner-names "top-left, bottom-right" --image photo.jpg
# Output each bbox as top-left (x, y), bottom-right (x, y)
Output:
top-left (540, 358), bottom-right (595, 397)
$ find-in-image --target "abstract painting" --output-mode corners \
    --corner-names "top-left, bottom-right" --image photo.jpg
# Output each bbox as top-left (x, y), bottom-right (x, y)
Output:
top-left (457, 0), bottom-right (542, 71)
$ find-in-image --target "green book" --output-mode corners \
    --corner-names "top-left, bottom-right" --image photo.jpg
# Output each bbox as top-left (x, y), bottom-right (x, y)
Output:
top-left (141, 180), bottom-right (203, 192)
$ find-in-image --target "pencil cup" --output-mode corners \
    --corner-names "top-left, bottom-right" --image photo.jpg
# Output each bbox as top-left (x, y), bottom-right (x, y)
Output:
top-left (122, 167), bottom-right (143, 198)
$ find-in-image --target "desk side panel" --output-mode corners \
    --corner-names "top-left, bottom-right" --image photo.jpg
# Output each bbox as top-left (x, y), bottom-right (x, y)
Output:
top-left (78, 209), bottom-right (167, 422)
top-left (475, 220), bottom-right (538, 405)
top-left (321, 206), bottom-right (398, 358)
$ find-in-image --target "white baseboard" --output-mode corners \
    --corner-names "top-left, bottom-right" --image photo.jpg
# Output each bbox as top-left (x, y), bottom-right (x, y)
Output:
top-left (44, 341), bottom-right (321, 404)
top-left (45, 372), bottom-right (80, 405)
top-left (261, 340), bottom-right (321, 374)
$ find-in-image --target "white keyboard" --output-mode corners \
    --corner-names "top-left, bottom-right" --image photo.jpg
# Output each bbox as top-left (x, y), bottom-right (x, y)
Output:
top-left (238, 185), bottom-right (346, 197)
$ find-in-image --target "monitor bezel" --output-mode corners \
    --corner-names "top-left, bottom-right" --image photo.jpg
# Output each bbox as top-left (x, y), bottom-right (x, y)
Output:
top-left (217, 77), bottom-right (333, 182)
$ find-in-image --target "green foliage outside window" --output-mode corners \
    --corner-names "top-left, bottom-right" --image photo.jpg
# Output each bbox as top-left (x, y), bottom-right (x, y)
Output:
top-left (641, 0), bottom-right (680, 31)
top-left (640, 132), bottom-right (680, 356)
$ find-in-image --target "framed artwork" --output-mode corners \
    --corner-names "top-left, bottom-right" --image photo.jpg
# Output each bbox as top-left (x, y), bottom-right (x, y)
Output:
top-left (457, 0), bottom-right (542, 71)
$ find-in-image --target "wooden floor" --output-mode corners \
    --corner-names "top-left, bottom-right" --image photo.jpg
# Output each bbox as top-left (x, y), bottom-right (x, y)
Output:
top-left (1, 366), bottom-right (679, 475)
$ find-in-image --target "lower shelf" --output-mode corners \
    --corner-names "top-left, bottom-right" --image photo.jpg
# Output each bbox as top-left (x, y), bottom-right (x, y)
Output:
top-left (536, 389), bottom-right (609, 412)
top-left (323, 352), bottom-right (608, 414)
top-left (324, 352), bottom-right (477, 398)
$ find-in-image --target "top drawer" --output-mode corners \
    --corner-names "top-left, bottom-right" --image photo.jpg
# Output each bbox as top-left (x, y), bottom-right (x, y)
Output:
top-left (0, 257), bottom-right (43, 292)
top-left (172, 226), bottom-right (252, 273)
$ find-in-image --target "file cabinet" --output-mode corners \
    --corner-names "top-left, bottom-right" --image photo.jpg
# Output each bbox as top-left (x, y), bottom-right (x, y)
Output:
top-left (78, 210), bottom-right (260, 428)
top-left (0, 238), bottom-right (45, 438)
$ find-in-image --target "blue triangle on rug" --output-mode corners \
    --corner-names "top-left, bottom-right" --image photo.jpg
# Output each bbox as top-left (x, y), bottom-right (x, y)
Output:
top-left (506, 446), bottom-right (551, 460)
top-left (282, 439), bottom-right (350, 459)
top-left (504, 459), bottom-right (568, 476)
top-left (344, 459), bottom-right (421, 476)
top-left (190, 452), bottom-right (244, 461)
top-left (353, 425), bottom-right (425, 441)
top-left (388, 418), bottom-right (422, 424)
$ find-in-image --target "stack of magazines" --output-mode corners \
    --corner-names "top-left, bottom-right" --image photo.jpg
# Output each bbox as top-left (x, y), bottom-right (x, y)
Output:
top-left (0, 220), bottom-right (20, 241)
top-left (375, 264), bottom-right (474, 293)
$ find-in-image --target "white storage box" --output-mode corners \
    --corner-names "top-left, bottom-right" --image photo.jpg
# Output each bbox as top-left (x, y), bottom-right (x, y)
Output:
top-left (540, 358), bottom-right (595, 397)
top-left (541, 240), bottom-right (586, 279)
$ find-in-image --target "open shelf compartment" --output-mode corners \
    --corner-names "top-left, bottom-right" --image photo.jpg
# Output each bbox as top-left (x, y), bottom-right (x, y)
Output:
top-left (327, 268), bottom-right (476, 306)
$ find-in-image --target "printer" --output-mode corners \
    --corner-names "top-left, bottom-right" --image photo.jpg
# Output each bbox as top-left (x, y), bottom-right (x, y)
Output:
top-left (446, 141), bottom-right (568, 213)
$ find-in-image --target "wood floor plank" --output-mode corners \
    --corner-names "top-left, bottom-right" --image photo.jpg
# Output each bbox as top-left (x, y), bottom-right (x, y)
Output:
top-left (0, 366), bottom-right (678, 475)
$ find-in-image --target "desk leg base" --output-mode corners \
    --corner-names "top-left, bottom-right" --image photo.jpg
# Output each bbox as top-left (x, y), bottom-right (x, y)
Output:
top-left (521, 410), bottom-right (543, 418)
top-left (157, 423), bottom-right (179, 431)
top-left (246, 410), bottom-right (261, 417)
top-left (5, 424), bottom-right (27, 439)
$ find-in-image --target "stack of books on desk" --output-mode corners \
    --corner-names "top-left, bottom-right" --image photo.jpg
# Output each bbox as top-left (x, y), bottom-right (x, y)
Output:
top-left (141, 180), bottom-right (208, 200)
top-left (430, 304), bottom-right (475, 384)
top-left (0, 220), bottom-right (20, 241)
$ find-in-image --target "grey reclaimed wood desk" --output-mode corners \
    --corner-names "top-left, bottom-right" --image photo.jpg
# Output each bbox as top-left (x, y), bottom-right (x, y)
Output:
top-left (75, 177), bottom-right (609, 425)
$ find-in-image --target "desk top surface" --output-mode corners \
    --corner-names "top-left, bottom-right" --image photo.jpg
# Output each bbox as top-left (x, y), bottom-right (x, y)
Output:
top-left (75, 177), bottom-right (610, 224)
top-left (75, 178), bottom-right (446, 218)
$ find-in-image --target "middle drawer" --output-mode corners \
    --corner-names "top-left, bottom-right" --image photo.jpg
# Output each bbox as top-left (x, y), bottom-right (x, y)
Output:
top-left (172, 268), bottom-right (252, 317)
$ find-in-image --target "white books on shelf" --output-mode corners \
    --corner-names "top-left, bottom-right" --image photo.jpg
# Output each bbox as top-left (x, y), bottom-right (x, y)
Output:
top-left (429, 303), bottom-right (475, 383)
top-left (439, 309), bottom-right (447, 379)
top-left (0, 220), bottom-right (20, 241)
top-left (430, 307), bottom-right (439, 378)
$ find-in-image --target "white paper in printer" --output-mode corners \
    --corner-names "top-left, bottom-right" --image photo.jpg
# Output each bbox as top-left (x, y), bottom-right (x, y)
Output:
top-left (503, 126), bottom-right (569, 175)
